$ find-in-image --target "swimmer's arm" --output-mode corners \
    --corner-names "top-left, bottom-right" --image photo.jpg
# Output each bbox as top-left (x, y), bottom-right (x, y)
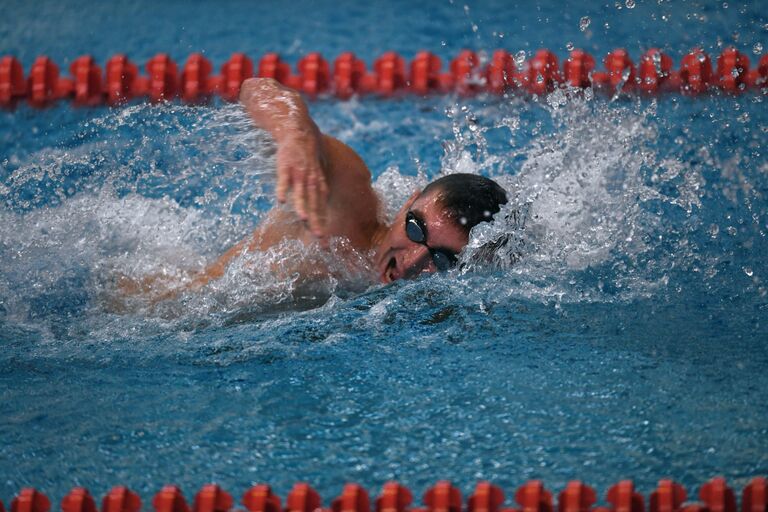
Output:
top-left (240, 78), bottom-right (329, 237)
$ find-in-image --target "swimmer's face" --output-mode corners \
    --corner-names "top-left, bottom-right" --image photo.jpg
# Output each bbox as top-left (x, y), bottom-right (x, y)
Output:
top-left (374, 189), bottom-right (469, 283)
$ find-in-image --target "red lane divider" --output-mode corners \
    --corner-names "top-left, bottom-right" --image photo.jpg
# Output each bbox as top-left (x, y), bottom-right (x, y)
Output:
top-left (375, 482), bottom-right (412, 512)
top-left (61, 489), bottom-right (97, 512)
top-left (10, 489), bottom-right (50, 512)
top-left (649, 480), bottom-right (686, 512)
top-left (2, 47), bottom-right (768, 108)
top-left (4, 479), bottom-right (768, 512)
top-left (558, 481), bottom-right (596, 512)
top-left (152, 486), bottom-right (189, 512)
top-left (242, 485), bottom-right (281, 512)
top-left (468, 482), bottom-right (505, 512)
top-left (101, 487), bottom-right (141, 512)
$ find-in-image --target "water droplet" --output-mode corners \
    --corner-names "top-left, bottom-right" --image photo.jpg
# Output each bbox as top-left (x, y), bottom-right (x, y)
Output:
top-left (732, 67), bottom-right (740, 77)
top-left (579, 16), bottom-right (591, 31)
top-left (698, 52), bottom-right (707, 63)
top-left (743, 267), bottom-right (754, 277)
top-left (604, 22), bottom-right (611, 30)
top-left (566, 41), bottom-right (574, 51)
top-left (709, 224), bottom-right (719, 238)
top-left (515, 50), bottom-right (526, 66)
top-left (626, 0), bottom-right (635, 8)
top-left (727, 226), bottom-right (737, 236)
top-left (622, 68), bottom-right (631, 81)
top-left (753, 42), bottom-right (763, 54)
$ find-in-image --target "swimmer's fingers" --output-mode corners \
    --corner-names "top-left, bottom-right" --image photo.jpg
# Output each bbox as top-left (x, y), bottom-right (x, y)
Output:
top-left (306, 170), bottom-right (329, 242)
top-left (292, 169), bottom-right (308, 220)
top-left (276, 160), bottom-right (291, 204)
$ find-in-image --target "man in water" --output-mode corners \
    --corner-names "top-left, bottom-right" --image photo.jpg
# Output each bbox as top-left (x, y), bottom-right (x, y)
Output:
top-left (125, 78), bottom-right (508, 296)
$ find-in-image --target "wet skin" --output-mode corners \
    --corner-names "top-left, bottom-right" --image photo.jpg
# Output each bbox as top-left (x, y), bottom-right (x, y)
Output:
top-left (373, 190), bottom-right (469, 283)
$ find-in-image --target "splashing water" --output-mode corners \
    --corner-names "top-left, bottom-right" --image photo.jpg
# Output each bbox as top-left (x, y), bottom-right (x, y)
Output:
top-left (1, 89), bottom-right (766, 345)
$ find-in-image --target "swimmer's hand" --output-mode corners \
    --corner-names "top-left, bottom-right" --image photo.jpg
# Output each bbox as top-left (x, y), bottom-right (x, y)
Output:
top-left (240, 78), bottom-right (329, 242)
top-left (275, 132), bottom-right (329, 241)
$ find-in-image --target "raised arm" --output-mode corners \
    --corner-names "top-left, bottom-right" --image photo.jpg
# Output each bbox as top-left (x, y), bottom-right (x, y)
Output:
top-left (239, 78), bottom-right (329, 237)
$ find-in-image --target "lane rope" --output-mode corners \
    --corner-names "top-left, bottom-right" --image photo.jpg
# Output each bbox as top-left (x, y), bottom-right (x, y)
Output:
top-left (3, 477), bottom-right (766, 512)
top-left (1, 48), bottom-right (767, 108)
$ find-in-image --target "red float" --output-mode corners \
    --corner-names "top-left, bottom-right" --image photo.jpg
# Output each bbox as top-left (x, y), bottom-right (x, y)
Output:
top-left (742, 477), bottom-right (766, 512)
top-left (144, 53), bottom-right (178, 102)
top-left (181, 53), bottom-right (214, 104)
top-left (375, 482), bottom-right (413, 512)
top-left (599, 49), bottom-right (636, 92)
top-left (61, 488), bottom-right (97, 512)
top-left (468, 482), bottom-right (505, 512)
top-left (679, 48), bottom-right (713, 94)
top-left (717, 47), bottom-right (750, 93)
top-left (423, 481), bottom-right (462, 512)
top-left (557, 481), bottom-right (596, 512)
top-left (11, 489), bottom-right (50, 512)
top-left (523, 49), bottom-right (561, 95)
top-left (152, 486), bottom-right (189, 512)
top-left (515, 481), bottom-right (553, 512)
top-left (333, 52), bottom-right (366, 99)
top-left (105, 54), bottom-right (139, 105)
top-left (0, 56), bottom-right (26, 107)
top-left (449, 49), bottom-right (481, 95)
top-left (563, 49), bottom-right (595, 89)
top-left (69, 56), bottom-right (103, 106)
top-left (286, 483), bottom-right (322, 512)
top-left (221, 53), bottom-right (254, 102)
top-left (649, 480), bottom-right (687, 512)
top-left (637, 49), bottom-right (674, 94)
top-left (101, 487), bottom-right (142, 512)
top-left (701, 477), bottom-right (737, 512)
top-left (372, 52), bottom-right (406, 96)
top-left (486, 49), bottom-right (514, 94)
top-left (606, 481), bottom-right (644, 512)
top-left (192, 485), bottom-right (232, 512)
top-left (242, 486), bottom-right (281, 512)
top-left (27, 56), bottom-right (60, 107)
top-left (296, 52), bottom-right (330, 96)
top-left (256, 53), bottom-right (287, 84)
top-left (410, 51), bottom-right (443, 95)
top-left (332, 484), bottom-right (370, 512)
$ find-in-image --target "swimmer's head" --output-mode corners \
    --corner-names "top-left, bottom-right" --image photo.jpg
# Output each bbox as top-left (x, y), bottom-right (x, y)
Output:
top-left (374, 173), bottom-right (508, 283)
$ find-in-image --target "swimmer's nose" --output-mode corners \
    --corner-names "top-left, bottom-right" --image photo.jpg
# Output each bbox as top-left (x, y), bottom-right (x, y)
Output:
top-left (401, 244), bottom-right (435, 279)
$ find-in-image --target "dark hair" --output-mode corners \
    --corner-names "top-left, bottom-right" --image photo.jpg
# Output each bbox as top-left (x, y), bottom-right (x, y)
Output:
top-left (422, 173), bottom-right (508, 235)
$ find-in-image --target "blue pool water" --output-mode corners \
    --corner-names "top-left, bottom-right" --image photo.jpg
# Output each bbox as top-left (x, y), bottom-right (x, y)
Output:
top-left (1, 0), bottom-right (767, 505)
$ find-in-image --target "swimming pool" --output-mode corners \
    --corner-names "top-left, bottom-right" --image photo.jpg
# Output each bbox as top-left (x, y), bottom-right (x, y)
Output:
top-left (1, 0), bottom-right (767, 506)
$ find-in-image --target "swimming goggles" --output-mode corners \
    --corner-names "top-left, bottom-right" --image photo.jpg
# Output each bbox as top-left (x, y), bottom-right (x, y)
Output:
top-left (405, 211), bottom-right (458, 271)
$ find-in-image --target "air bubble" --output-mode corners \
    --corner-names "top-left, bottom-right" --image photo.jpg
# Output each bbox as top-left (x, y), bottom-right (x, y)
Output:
top-left (566, 41), bottom-right (574, 51)
top-left (743, 267), bottom-right (754, 277)
top-left (626, 0), bottom-right (635, 8)
top-left (753, 42), bottom-right (763, 54)
top-left (579, 16), bottom-right (591, 31)
top-left (515, 50), bottom-right (526, 66)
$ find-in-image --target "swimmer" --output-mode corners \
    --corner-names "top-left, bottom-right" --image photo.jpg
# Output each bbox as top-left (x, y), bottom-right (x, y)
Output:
top-left (119, 78), bottom-right (507, 299)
